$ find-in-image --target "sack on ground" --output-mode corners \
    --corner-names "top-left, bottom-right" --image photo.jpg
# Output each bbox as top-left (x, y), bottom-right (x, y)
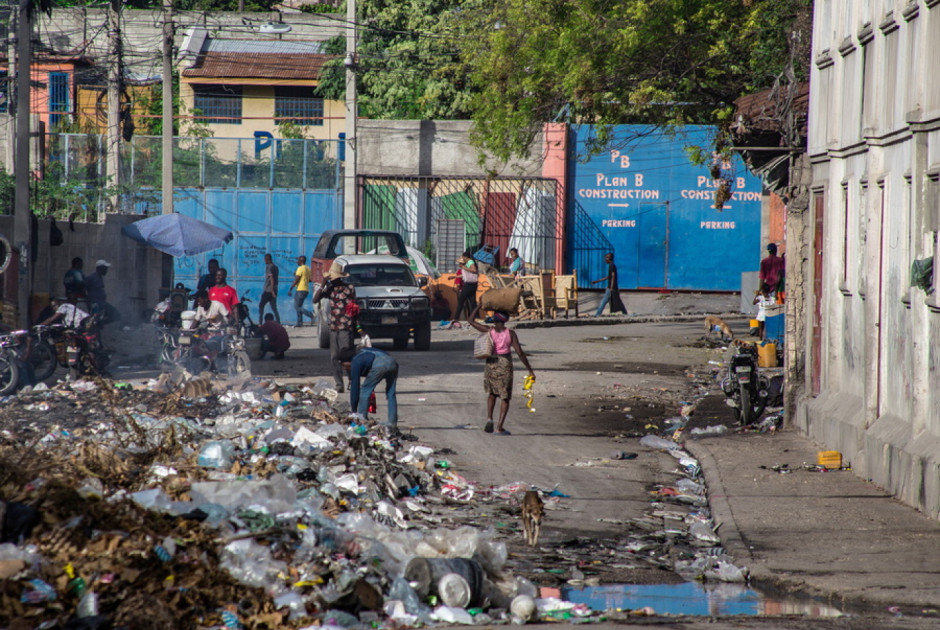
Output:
top-left (473, 332), bottom-right (494, 359)
top-left (479, 287), bottom-right (523, 313)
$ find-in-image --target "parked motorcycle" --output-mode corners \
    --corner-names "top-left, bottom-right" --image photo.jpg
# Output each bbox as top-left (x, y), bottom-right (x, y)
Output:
top-left (173, 324), bottom-right (251, 377)
top-left (0, 333), bottom-right (22, 395)
top-left (721, 345), bottom-right (769, 425)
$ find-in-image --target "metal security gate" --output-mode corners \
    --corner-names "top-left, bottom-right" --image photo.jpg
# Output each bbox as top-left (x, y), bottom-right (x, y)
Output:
top-left (166, 187), bottom-right (342, 317)
top-left (360, 176), bottom-right (562, 274)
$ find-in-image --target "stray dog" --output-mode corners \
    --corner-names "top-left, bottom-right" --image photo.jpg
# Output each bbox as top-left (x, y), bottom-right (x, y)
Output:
top-left (521, 490), bottom-right (544, 547)
top-left (705, 315), bottom-right (734, 341)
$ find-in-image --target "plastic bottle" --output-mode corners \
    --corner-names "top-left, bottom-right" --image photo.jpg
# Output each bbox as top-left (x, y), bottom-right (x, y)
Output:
top-left (690, 424), bottom-right (729, 439)
top-left (368, 392), bottom-right (377, 413)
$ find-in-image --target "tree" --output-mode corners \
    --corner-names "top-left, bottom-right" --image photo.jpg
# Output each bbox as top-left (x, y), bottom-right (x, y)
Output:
top-left (462, 0), bottom-right (812, 161)
top-left (318, 0), bottom-right (480, 120)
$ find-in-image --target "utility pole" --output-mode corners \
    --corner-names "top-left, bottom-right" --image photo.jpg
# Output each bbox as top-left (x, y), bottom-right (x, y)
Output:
top-left (106, 0), bottom-right (122, 212)
top-left (162, 0), bottom-right (174, 215)
top-left (13, 0), bottom-right (32, 327)
top-left (343, 0), bottom-right (357, 233)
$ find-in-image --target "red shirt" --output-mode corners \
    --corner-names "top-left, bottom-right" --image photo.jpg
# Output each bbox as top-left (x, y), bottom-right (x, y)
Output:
top-left (759, 255), bottom-right (786, 292)
top-left (259, 321), bottom-right (290, 352)
top-left (209, 285), bottom-right (239, 312)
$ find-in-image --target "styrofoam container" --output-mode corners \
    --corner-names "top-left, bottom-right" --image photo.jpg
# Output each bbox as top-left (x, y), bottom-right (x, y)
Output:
top-left (180, 310), bottom-right (197, 329)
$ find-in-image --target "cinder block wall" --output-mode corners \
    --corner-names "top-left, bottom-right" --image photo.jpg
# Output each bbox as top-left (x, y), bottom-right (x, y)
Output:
top-left (0, 213), bottom-right (164, 325)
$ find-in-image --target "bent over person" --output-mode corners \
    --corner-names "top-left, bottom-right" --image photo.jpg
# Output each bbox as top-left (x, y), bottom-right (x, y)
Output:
top-left (340, 346), bottom-right (400, 436)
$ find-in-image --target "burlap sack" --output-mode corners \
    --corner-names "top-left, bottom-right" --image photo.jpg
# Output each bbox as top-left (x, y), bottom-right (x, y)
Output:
top-left (479, 287), bottom-right (522, 313)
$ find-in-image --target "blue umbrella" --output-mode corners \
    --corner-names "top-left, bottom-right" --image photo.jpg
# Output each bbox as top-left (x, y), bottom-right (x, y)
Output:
top-left (122, 213), bottom-right (234, 257)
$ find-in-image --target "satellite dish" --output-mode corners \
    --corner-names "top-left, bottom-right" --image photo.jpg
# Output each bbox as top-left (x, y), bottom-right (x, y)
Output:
top-left (260, 22), bottom-right (292, 34)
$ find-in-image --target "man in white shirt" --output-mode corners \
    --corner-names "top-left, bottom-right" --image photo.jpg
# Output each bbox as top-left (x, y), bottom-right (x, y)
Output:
top-left (192, 291), bottom-right (230, 329)
top-left (41, 295), bottom-right (90, 329)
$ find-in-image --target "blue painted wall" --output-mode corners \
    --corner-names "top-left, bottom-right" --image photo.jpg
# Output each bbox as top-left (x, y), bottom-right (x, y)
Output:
top-left (569, 125), bottom-right (763, 291)
top-left (166, 188), bottom-right (343, 320)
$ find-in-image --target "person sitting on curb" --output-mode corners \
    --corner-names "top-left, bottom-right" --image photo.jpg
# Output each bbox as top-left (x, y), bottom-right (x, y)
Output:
top-left (258, 313), bottom-right (290, 359)
top-left (338, 346), bottom-right (400, 437)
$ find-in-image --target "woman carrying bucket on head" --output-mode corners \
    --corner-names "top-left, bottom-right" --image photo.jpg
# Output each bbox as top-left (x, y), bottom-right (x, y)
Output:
top-left (466, 305), bottom-right (534, 435)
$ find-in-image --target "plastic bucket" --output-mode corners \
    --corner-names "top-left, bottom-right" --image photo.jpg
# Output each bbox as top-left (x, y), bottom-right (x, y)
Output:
top-left (404, 557), bottom-right (484, 607)
top-left (180, 310), bottom-right (197, 330)
top-left (758, 342), bottom-right (777, 368)
top-left (245, 337), bottom-right (263, 361)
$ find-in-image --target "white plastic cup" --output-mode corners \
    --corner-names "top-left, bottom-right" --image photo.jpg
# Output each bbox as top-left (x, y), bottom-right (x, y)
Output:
top-left (510, 594), bottom-right (536, 621)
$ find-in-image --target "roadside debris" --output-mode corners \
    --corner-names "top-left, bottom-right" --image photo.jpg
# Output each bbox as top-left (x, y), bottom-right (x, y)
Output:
top-left (0, 374), bottom-right (634, 628)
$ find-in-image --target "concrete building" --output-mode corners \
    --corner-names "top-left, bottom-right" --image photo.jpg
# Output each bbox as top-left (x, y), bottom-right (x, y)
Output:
top-left (802, 0), bottom-right (940, 516)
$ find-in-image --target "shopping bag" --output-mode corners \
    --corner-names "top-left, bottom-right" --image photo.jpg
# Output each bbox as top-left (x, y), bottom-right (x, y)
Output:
top-left (473, 331), bottom-right (494, 359)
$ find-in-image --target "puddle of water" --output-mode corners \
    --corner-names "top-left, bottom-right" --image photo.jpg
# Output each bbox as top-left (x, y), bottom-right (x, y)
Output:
top-left (561, 583), bottom-right (843, 618)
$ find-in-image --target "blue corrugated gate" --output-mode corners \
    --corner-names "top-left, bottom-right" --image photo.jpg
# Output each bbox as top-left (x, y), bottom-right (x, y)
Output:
top-left (170, 188), bottom-right (343, 317)
top-left (568, 125), bottom-right (763, 291)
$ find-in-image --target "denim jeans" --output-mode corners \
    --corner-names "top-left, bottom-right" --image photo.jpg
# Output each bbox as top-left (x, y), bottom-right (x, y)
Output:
top-left (293, 290), bottom-right (314, 324)
top-left (358, 352), bottom-right (399, 427)
top-left (595, 289), bottom-right (612, 317)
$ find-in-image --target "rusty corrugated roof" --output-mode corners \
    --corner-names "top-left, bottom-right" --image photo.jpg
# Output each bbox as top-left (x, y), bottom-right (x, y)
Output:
top-left (182, 52), bottom-right (335, 80)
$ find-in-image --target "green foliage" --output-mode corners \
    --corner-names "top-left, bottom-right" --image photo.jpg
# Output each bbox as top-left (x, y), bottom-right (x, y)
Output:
top-left (318, 0), bottom-right (481, 120)
top-left (463, 0), bottom-right (812, 161)
top-left (300, 3), bottom-right (343, 13)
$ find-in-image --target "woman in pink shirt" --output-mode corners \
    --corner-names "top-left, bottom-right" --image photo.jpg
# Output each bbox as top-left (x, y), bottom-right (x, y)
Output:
top-left (467, 305), bottom-right (534, 435)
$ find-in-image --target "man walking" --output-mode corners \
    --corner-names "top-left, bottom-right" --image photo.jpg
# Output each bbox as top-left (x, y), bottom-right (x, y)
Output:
top-left (314, 261), bottom-right (357, 392)
top-left (258, 253), bottom-right (280, 322)
top-left (287, 255), bottom-right (315, 327)
top-left (591, 252), bottom-right (627, 316)
top-left (340, 346), bottom-right (400, 436)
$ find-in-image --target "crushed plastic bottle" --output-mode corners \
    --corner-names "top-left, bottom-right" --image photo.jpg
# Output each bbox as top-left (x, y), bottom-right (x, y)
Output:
top-left (690, 424), bottom-right (729, 439)
top-left (197, 441), bottom-right (236, 469)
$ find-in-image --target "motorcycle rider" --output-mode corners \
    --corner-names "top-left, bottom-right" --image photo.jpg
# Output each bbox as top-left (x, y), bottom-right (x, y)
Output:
top-left (41, 294), bottom-right (91, 329)
top-left (192, 291), bottom-right (230, 329)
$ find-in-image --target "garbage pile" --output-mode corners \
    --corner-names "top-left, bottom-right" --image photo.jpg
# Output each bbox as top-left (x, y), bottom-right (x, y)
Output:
top-left (629, 430), bottom-right (749, 585)
top-left (0, 375), bottom-right (608, 629)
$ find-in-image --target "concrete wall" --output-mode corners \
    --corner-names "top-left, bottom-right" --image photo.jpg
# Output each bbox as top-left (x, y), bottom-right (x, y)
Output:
top-left (804, 0), bottom-right (940, 517)
top-left (357, 120), bottom-right (545, 178)
top-left (0, 214), bottom-right (164, 324)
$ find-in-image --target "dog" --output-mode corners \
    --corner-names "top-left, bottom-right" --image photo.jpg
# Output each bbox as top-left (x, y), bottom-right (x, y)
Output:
top-left (521, 490), bottom-right (544, 547)
top-left (705, 315), bottom-right (734, 341)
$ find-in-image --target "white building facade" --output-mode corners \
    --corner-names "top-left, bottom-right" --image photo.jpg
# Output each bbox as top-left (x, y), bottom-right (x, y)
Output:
top-left (803, 0), bottom-right (940, 516)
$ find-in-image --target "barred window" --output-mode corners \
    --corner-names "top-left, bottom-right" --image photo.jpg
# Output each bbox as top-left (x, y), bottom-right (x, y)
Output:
top-left (275, 86), bottom-right (323, 126)
top-left (193, 85), bottom-right (242, 124)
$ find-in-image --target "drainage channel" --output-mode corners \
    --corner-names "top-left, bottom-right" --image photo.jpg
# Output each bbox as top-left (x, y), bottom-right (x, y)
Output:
top-left (561, 582), bottom-right (843, 617)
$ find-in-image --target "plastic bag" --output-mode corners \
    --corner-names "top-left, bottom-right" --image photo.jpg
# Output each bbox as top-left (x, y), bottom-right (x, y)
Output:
top-left (473, 332), bottom-right (494, 359)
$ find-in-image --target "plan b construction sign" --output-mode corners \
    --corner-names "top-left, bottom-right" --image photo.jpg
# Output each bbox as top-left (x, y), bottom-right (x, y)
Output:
top-left (569, 125), bottom-right (764, 291)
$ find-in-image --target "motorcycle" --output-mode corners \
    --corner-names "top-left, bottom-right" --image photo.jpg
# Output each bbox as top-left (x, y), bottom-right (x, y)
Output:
top-left (173, 323), bottom-right (251, 377)
top-left (62, 314), bottom-right (110, 379)
top-left (721, 344), bottom-right (769, 425)
top-left (0, 333), bottom-right (22, 395)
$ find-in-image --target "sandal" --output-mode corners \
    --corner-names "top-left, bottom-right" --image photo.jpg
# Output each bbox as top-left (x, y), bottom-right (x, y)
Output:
top-left (484, 420), bottom-right (494, 433)
top-left (494, 430), bottom-right (512, 436)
